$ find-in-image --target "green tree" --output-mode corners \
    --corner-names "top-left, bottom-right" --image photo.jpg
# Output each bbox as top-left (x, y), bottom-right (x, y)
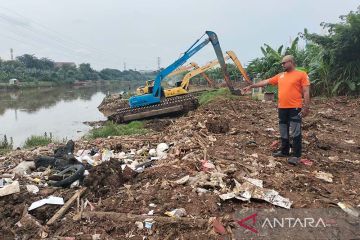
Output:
top-left (303, 6), bottom-right (360, 95)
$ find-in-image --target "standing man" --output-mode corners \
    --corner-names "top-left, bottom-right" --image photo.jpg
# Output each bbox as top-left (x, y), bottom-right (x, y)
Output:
top-left (242, 55), bottom-right (310, 165)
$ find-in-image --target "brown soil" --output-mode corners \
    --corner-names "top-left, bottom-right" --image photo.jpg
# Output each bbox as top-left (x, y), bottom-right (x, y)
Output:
top-left (1, 95), bottom-right (360, 239)
top-left (84, 159), bottom-right (136, 198)
top-left (206, 118), bottom-right (230, 134)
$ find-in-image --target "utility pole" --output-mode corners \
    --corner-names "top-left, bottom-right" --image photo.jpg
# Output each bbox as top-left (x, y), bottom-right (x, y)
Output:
top-left (10, 48), bottom-right (13, 60)
top-left (123, 62), bottom-right (126, 71)
top-left (157, 57), bottom-right (161, 70)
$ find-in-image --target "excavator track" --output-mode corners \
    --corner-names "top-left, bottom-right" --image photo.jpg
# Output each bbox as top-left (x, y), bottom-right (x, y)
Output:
top-left (108, 94), bottom-right (199, 123)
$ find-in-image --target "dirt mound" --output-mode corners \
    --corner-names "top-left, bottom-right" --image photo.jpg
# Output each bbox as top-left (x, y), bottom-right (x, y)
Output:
top-left (2, 96), bottom-right (360, 239)
top-left (206, 118), bottom-right (230, 133)
top-left (97, 94), bottom-right (129, 117)
top-left (84, 159), bottom-right (137, 197)
top-left (145, 119), bottom-right (172, 131)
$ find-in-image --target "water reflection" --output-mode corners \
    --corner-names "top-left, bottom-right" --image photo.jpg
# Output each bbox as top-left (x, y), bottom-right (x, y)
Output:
top-left (0, 83), bottom-right (129, 147)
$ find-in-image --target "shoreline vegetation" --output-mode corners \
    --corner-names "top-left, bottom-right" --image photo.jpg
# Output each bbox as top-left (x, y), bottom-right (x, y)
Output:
top-left (0, 79), bottom-right (145, 90)
top-left (0, 53), bottom-right (158, 89)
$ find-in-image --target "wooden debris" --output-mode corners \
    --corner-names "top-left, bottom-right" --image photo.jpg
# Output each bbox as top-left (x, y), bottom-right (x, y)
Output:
top-left (46, 187), bottom-right (87, 225)
top-left (74, 211), bottom-right (208, 227)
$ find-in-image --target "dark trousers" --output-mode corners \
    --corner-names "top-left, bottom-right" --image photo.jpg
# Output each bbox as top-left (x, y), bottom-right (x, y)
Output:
top-left (278, 108), bottom-right (302, 157)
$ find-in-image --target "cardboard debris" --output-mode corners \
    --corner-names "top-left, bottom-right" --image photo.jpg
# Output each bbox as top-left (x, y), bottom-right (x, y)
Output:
top-left (0, 180), bottom-right (20, 197)
top-left (29, 196), bottom-right (64, 211)
top-left (12, 161), bottom-right (35, 176)
top-left (337, 202), bottom-right (359, 218)
top-left (219, 178), bottom-right (292, 209)
top-left (314, 171), bottom-right (333, 183)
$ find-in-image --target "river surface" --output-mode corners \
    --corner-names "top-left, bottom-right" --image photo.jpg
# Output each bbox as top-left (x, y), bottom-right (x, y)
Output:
top-left (0, 84), bottom-right (127, 147)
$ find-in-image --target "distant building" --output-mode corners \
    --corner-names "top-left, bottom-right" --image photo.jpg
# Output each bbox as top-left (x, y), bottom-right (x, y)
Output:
top-left (9, 78), bottom-right (20, 85)
top-left (55, 62), bottom-right (76, 68)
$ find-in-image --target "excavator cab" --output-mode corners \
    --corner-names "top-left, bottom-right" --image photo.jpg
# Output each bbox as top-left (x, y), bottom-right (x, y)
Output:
top-left (136, 80), bottom-right (154, 95)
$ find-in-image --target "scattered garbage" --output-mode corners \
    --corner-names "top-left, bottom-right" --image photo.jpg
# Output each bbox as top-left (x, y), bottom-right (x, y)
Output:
top-left (164, 208), bottom-right (187, 218)
top-left (328, 156), bottom-right (339, 161)
top-left (149, 149), bottom-right (157, 157)
top-left (28, 196), bottom-right (64, 211)
top-left (300, 158), bottom-right (313, 166)
top-left (1, 96), bottom-right (359, 238)
top-left (196, 187), bottom-right (209, 195)
top-left (0, 180), bottom-right (20, 197)
top-left (26, 184), bottom-right (39, 194)
top-left (344, 139), bottom-right (355, 144)
top-left (243, 177), bottom-right (263, 187)
top-left (70, 180), bottom-right (80, 188)
top-left (135, 221), bottom-right (144, 230)
top-left (174, 175), bottom-right (190, 185)
top-left (201, 160), bottom-right (215, 172)
top-left (314, 171), bottom-right (333, 183)
top-left (337, 202), bottom-right (359, 218)
top-left (12, 161), bottom-right (35, 176)
top-left (101, 149), bottom-right (114, 161)
top-left (219, 178), bottom-right (292, 209)
top-left (156, 143), bottom-right (169, 159)
top-left (211, 217), bottom-right (227, 235)
top-left (270, 140), bottom-right (279, 150)
top-left (147, 210), bottom-right (154, 215)
top-left (144, 218), bottom-right (154, 229)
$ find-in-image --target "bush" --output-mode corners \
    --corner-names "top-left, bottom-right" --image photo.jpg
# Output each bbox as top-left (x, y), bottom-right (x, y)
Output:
top-left (24, 133), bottom-right (53, 148)
top-left (87, 121), bottom-right (147, 139)
top-left (198, 88), bottom-right (236, 105)
top-left (0, 135), bottom-right (13, 154)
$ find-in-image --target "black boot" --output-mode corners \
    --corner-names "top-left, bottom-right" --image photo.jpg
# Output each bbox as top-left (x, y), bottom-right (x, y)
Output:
top-left (272, 151), bottom-right (290, 157)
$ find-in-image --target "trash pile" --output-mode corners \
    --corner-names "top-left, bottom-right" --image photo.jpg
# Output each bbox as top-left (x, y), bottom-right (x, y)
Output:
top-left (1, 96), bottom-right (360, 239)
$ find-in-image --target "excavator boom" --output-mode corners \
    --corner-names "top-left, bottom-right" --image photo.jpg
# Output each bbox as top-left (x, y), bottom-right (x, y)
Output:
top-left (226, 50), bottom-right (252, 84)
top-left (163, 51), bottom-right (251, 98)
top-left (189, 62), bottom-right (216, 88)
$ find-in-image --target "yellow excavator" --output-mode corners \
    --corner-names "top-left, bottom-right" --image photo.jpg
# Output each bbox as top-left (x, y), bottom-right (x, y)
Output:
top-left (189, 62), bottom-right (217, 88)
top-left (226, 50), bottom-right (251, 84)
top-left (135, 63), bottom-right (211, 95)
top-left (163, 51), bottom-right (251, 98)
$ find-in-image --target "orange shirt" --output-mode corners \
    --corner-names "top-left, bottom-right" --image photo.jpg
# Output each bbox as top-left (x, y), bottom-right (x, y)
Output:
top-left (267, 70), bottom-right (310, 108)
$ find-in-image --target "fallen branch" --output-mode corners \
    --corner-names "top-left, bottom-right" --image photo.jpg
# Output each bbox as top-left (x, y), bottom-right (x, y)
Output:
top-left (74, 211), bottom-right (208, 227)
top-left (46, 187), bottom-right (87, 225)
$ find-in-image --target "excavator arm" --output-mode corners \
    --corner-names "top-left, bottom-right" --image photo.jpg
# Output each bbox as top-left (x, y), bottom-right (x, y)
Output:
top-left (163, 51), bottom-right (250, 97)
top-left (167, 64), bottom-right (194, 78)
top-left (189, 62), bottom-right (216, 88)
top-left (180, 55), bottom-right (230, 90)
top-left (129, 31), bottom-right (234, 108)
top-left (226, 50), bottom-right (252, 84)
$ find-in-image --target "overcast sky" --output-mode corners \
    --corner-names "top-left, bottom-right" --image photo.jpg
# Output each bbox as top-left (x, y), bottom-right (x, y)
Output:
top-left (0, 0), bottom-right (358, 70)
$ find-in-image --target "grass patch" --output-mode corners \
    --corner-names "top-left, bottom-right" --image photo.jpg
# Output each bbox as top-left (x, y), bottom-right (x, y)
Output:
top-left (87, 121), bottom-right (147, 139)
top-left (24, 134), bottom-right (53, 148)
top-left (198, 88), bottom-right (236, 105)
top-left (0, 135), bottom-right (13, 155)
